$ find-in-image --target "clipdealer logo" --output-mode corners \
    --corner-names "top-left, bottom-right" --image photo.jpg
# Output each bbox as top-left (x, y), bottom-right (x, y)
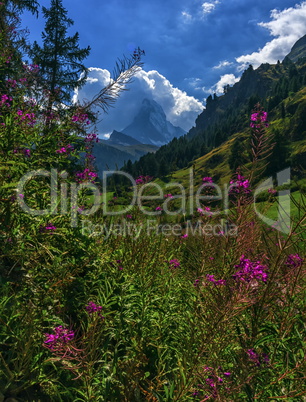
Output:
top-left (16, 167), bottom-right (291, 233)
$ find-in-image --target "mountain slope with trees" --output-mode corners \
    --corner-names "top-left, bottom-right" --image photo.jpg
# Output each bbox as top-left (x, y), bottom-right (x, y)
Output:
top-left (122, 35), bottom-right (306, 179)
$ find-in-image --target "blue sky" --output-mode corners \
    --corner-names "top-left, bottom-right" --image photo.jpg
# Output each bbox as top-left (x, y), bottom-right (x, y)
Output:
top-left (22, 0), bottom-right (306, 136)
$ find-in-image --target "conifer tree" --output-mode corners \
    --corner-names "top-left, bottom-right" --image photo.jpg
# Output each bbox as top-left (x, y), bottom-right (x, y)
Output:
top-left (158, 158), bottom-right (170, 177)
top-left (265, 129), bottom-right (290, 176)
top-left (0, 0), bottom-right (38, 31)
top-left (0, 0), bottom-right (38, 90)
top-left (31, 0), bottom-right (90, 106)
top-left (281, 102), bottom-right (286, 119)
top-left (229, 138), bottom-right (245, 172)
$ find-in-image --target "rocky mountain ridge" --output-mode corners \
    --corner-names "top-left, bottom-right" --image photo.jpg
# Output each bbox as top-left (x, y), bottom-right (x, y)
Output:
top-left (117, 98), bottom-right (185, 146)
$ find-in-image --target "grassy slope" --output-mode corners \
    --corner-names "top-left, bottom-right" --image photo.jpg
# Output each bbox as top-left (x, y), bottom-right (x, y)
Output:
top-left (155, 84), bottom-right (306, 190)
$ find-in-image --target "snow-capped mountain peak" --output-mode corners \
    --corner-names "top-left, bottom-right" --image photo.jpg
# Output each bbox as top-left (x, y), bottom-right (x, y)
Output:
top-left (121, 98), bottom-right (185, 146)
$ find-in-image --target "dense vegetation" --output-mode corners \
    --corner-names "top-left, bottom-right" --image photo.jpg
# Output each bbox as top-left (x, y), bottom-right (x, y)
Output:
top-left (1, 1), bottom-right (306, 401)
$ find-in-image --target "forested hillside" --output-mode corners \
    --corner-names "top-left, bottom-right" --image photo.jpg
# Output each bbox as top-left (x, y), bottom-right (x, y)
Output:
top-left (122, 45), bottom-right (306, 178)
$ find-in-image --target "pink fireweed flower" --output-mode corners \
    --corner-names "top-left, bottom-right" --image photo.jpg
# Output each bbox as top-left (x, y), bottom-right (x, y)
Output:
top-left (164, 193), bottom-right (173, 199)
top-left (250, 111), bottom-right (267, 122)
top-left (268, 188), bottom-right (277, 195)
top-left (0, 94), bottom-right (13, 107)
top-left (85, 133), bottom-right (99, 143)
top-left (6, 79), bottom-right (17, 88)
top-left (85, 302), bottom-right (104, 318)
top-left (0, 94), bottom-right (13, 108)
top-left (193, 278), bottom-right (200, 287)
top-left (39, 224), bottom-right (56, 233)
top-left (75, 168), bottom-right (98, 183)
top-left (233, 255), bottom-right (268, 283)
top-left (230, 174), bottom-right (251, 194)
top-left (198, 206), bottom-right (211, 216)
top-left (206, 378), bottom-right (215, 388)
top-left (25, 113), bottom-right (36, 124)
top-left (16, 110), bottom-right (36, 126)
top-left (1, 94), bottom-right (12, 102)
top-left (206, 274), bottom-right (226, 286)
top-left (285, 254), bottom-right (303, 269)
top-left (193, 367), bottom-right (231, 400)
top-left (169, 259), bottom-right (180, 269)
top-left (72, 113), bottom-right (90, 124)
top-left (247, 348), bottom-right (259, 365)
top-left (113, 259), bottom-right (123, 270)
top-left (45, 224), bottom-right (56, 231)
top-left (155, 206), bottom-right (162, 211)
top-left (135, 175), bottom-right (153, 185)
top-left (23, 63), bottom-right (40, 73)
top-left (247, 349), bottom-right (269, 366)
top-left (217, 377), bottom-right (223, 383)
top-left (202, 176), bottom-right (213, 183)
top-left (23, 149), bottom-right (30, 157)
top-left (44, 325), bottom-right (74, 351)
top-left (30, 64), bottom-right (39, 72)
top-left (56, 147), bottom-right (67, 154)
top-left (250, 110), bottom-right (269, 128)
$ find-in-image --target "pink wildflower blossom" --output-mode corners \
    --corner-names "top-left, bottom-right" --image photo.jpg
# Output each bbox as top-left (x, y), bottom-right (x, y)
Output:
top-left (206, 274), bottom-right (226, 286)
top-left (169, 259), bottom-right (180, 269)
top-left (250, 110), bottom-right (269, 128)
top-left (85, 302), bottom-right (104, 318)
top-left (44, 326), bottom-right (74, 351)
top-left (233, 255), bottom-right (268, 283)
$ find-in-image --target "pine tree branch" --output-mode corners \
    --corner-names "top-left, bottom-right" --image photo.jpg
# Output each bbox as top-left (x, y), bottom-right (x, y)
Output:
top-left (81, 51), bottom-right (144, 116)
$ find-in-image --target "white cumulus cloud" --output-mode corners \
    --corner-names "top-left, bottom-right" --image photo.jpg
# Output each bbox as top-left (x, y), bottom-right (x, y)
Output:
top-left (213, 60), bottom-right (233, 69)
top-left (185, 77), bottom-right (203, 89)
top-left (202, 1), bottom-right (220, 15)
top-left (181, 10), bottom-right (192, 22)
top-left (212, 74), bottom-right (239, 95)
top-left (236, 2), bottom-right (306, 69)
top-left (74, 68), bottom-right (204, 137)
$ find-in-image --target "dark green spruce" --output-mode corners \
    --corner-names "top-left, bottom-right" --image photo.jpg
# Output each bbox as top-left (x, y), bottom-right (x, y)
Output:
top-left (30, 0), bottom-right (90, 106)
